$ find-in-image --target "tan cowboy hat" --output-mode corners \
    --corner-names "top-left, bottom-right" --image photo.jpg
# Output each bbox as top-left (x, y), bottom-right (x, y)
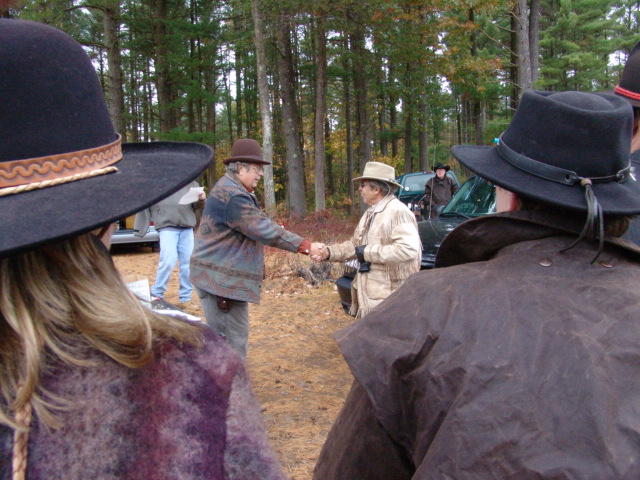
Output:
top-left (353, 161), bottom-right (402, 188)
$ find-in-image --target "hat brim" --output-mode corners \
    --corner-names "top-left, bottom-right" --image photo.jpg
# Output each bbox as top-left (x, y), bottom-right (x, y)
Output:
top-left (451, 145), bottom-right (640, 215)
top-left (0, 141), bottom-right (212, 257)
top-left (222, 155), bottom-right (271, 165)
top-left (606, 88), bottom-right (640, 108)
top-left (352, 175), bottom-right (403, 189)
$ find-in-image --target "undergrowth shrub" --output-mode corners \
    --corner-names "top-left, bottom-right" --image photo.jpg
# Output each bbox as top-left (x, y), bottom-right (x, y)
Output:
top-left (264, 209), bottom-right (360, 282)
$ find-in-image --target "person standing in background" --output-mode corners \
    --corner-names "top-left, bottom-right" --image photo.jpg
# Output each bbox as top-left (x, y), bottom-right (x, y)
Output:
top-left (423, 162), bottom-right (458, 218)
top-left (135, 181), bottom-right (206, 309)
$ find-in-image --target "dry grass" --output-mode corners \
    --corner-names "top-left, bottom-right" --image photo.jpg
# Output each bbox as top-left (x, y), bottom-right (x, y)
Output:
top-left (111, 213), bottom-right (358, 479)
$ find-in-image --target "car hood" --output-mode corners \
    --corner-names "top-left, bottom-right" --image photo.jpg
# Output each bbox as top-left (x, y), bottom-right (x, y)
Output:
top-left (418, 214), bottom-right (467, 268)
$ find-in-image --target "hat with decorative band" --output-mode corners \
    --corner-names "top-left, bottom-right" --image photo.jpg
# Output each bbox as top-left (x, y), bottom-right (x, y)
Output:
top-left (0, 19), bottom-right (212, 257)
top-left (613, 40), bottom-right (640, 108)
top-left (451, 90), bottom-right (640, 215)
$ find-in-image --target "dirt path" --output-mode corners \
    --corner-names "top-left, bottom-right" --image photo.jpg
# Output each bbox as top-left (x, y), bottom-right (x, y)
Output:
top-left (112, 247), bottom-right (353, 480)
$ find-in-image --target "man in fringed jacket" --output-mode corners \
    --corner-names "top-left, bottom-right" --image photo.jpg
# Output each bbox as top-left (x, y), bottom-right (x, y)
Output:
top-left (313, 161), bottom-right (421, 318)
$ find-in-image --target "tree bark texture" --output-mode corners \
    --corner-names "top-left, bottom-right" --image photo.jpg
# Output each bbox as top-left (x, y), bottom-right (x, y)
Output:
top-left (251, 0), bottom-right (276, 213)
top-left (102, 5), bottom-right (125, 137)
top-left (418, 101), bottom-right (429, 171)
top-left (277, 19), bottom-right (306, 217)
top-left (313, 15), bottom-right (327, 212)
top-left (350, 26), bottom-right (372, 181)
top-left (154, 0), bottom-right (174, 134)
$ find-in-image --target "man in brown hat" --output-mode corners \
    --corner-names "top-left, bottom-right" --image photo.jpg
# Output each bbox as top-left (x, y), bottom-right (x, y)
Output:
top-left (423, 162), bottom-right (458, 218)
top-left (190, 139), bottom-right (324, 360)
top-left (312, 161), bottom-right (421, 318)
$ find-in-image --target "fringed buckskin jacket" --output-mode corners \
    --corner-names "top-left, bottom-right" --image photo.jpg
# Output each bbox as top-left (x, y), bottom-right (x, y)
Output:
top-left (190, 172), bottom-right (303, 303)
top-left (327, 194), bottom-right (421, 318)
top-left (0, 328), bottom-right (286, 480)
top-left (315, 211), bottom-right (640, 479)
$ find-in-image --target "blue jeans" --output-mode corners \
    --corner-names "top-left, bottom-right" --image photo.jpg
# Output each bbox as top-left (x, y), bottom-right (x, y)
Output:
top-left (151, 227), bottom-right (194, 303)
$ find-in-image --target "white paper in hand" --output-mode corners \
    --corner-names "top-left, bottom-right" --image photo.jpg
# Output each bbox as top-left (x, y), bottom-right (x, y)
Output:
top-left (179, 186), bottom-right (205, 204)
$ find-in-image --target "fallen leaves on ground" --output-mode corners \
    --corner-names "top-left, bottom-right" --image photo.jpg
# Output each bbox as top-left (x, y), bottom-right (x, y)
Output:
top-left (112, 246), bottom-right (353, 480)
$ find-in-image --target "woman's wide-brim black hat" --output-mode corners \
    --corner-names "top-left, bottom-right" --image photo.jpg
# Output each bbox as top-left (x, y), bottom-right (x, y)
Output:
top-left (452, 90), bottom-right (640, 215)
top-left (0, 20), bottom-right (212, 257)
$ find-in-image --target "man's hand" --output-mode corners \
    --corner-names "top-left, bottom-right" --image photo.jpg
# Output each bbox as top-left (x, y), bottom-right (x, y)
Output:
top-left (310, 243), bottom-right (329, 262)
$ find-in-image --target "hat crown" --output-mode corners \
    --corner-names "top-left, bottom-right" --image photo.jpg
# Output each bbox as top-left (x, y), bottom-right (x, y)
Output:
top-left (0, 20), bottom-right (117, 163)
top-left (224, 138), bottom-right (270, 165)
top-left (0, 20), bottom-right (213, 257)
top-left (502, 91), bottom-right (632, 180)
top-left (359, 162), bottom-right (397, 183)
top-left (231, 139), bottom-right (262, 159)
top-left (617, 40), bottom-right (640, 99)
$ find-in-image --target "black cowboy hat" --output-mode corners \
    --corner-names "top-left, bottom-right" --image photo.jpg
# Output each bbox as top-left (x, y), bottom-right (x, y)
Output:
top-left (433, 162), bottom-right (450, 172)
top-left (0, 20), bottom-right (212, 257)
top-left (612, 40), bottom-right (640, 108)
top-left (451, 90), bottom-right (640, 215)
top-left (223, 139), bottom-right (271, 165)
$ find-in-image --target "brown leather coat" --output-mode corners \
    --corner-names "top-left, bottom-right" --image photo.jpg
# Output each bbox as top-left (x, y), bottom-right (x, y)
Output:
top-left (423, 175), bottom-right (458, 218)
top-left (315, 211), bottom-right (640, 479)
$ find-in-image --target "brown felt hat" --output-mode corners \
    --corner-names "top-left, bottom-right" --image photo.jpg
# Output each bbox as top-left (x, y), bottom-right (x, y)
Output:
top-left (223, 139), bottom-right (271, 165)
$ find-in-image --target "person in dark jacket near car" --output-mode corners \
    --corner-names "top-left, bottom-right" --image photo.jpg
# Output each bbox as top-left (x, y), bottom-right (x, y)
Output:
top-left (423, 162), bottom-right (458, 218)
top-left (314, 90), bottom-right (640, 479)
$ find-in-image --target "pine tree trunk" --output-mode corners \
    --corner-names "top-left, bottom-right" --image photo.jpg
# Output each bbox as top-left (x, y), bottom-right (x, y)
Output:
top-left (342, 37), bottom-right (356, 216)
top-left (418, 101), bottom-right (429, 171)
top-left (250, 0), bottom-right (275, 213)
top-left (403, 63), bottom-right (413, 174)
top-left (529, 0), bottom-right (540, 85)
top-left (351, 28), bottom-right (371, 180)
top-left (277, 20), bottom-right (306, 217)
top-left (314, 16), bottom-right (327, 212)
top-left (513, 0), bottom-right (533, 103)
top-left (102, 5), bottom-right (125, 137)
top-left (154, 0), bottom-right (172, 135)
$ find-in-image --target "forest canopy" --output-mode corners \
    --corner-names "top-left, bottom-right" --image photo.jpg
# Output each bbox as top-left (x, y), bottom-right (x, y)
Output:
top-left (5, 0), bottom-right (640, 217)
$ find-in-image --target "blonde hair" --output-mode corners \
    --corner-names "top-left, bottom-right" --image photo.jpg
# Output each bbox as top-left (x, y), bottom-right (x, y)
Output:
top-left (0, 233), bottom-right (203, 429)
